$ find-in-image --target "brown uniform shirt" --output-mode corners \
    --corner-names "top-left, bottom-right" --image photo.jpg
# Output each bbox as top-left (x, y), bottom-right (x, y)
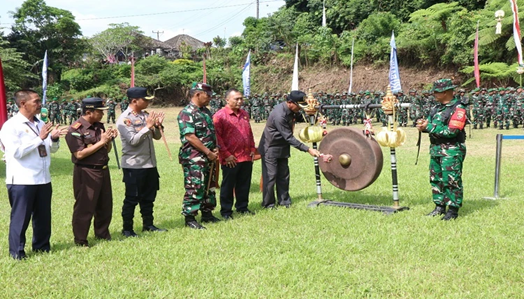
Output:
top-left (65, 117), bottom-right (109, 166)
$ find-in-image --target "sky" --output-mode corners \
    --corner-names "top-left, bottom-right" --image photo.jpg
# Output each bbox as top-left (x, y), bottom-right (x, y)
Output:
top-left (0, 0), bottom-right (286, 43)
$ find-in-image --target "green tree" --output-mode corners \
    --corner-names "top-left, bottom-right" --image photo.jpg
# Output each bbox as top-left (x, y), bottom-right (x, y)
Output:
top-left (7, 0), bottom-right (85, 82)
top-left (90, 23), bottom-right (148, 62)
top-left (0, 37), bottom-right (37, 91)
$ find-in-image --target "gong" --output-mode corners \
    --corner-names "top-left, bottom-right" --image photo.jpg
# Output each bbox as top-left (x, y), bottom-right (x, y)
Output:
top-left (318, 127), bottom-right (383, 191)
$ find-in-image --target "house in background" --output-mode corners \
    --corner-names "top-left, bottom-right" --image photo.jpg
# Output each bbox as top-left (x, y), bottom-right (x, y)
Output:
top-left (143, 34), bottom-right (205, 59)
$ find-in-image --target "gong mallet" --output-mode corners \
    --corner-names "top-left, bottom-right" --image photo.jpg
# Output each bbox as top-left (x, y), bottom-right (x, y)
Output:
top-left (108, 127), bottom-right (121, 169)
top-left (159, 125), bottom-right (172, 161)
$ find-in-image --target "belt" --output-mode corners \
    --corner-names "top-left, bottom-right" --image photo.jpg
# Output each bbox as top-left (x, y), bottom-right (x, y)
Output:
top-left (76, 164), bottom-right (108, 170)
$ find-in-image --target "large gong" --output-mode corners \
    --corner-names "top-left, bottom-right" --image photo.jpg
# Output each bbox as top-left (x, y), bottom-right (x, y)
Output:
top-left (318, 127), bottom-right (383, 191)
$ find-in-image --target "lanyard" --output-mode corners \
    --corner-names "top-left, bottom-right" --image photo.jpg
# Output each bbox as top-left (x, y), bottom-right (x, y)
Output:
top-left (25, 122), bottom-right (41, 137)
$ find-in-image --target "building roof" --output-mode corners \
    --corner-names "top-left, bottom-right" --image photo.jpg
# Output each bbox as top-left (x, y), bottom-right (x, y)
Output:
top-left (164, 34), bottom-right (205, 50)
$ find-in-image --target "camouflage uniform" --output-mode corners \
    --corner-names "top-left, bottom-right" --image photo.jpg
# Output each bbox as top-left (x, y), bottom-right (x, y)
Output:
top-left (106, 100), bottom-right (116, 124)
top-left (425, 93), bottom-right (467, 209)
top-left (49, 99), bottom-right (61, 125)
top-left (120, 98), bottom-right (129, 113)
top-left (178, 102), bottom-right (217, 216)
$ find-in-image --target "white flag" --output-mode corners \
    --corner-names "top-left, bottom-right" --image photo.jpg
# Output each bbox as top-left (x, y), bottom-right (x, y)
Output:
top-left (42, 50), bottom-right (48, 105)
top-left (291, 44), bottom-right (299, 90)
top-left (242, 51), bottom-right (251, 96)
top-left (322, 0), bottom-right (327, 27)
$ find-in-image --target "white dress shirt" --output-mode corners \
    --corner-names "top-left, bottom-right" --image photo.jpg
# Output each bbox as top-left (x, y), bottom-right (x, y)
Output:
top-left (0, 113), bottom-right (59, 185)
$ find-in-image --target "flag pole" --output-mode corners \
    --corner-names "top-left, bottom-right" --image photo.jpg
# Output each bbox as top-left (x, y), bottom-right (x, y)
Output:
top-left (42, 50), bottom-right (48, 106)
top-left (348, 38), bottom-right (354, 94)
top-left (0, 58), bottom-right (8, 128)
top-left (474, 21), bottom-right (481, 88)
top-left (130, 55), bottom-right (135, 87)
top-left (291, 43), bottom-right (299, 90)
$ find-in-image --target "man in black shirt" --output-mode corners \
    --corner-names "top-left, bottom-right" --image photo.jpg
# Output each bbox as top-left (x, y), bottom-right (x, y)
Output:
top-left (258, 90), bottom-right (320, 209)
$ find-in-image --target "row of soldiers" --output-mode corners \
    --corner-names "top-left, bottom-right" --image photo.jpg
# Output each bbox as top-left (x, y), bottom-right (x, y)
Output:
top-left (208, 87), bottom-right (524, 130)
top-left (6, 97), bottom-right (130, 125)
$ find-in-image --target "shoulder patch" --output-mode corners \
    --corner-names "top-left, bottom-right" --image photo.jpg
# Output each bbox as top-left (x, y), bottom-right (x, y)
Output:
top-left (124, 119), bottom-right (132, 126)
top-left (72, 122), bottom-right (82, 129)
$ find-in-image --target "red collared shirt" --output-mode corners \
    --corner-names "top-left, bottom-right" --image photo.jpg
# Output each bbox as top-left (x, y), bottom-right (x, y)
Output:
top-left (213, 106), bottom-right (256, 165)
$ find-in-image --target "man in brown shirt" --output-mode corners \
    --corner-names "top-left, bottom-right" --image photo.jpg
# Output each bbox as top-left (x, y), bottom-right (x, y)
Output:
top-left (65, 98), bottom-right (118, 247)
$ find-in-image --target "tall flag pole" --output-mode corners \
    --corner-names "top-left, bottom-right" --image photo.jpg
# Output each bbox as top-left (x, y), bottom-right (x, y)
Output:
top-left (42, 50), bottom-right (48, 105)
top-left (348, 38), bottom-right (355, 94)
top-left (510, 0), bottom-right (524, 65)
top-left (242, 50), bottom-right (251, 96)
top-left (474, 21), bottom-right (481, 88)
top-left (130, 55), bottom-right (135, 87)
top-left (0, 58), bottom-right (8, 128)
top-left (203, 56), bottom-right (207, 83)
top-left (389, 31), bottom-right (402, 93)
top-left (291, 43), bottom-right (299, 90)
top-left (322, 0), bottom-right (327, 27)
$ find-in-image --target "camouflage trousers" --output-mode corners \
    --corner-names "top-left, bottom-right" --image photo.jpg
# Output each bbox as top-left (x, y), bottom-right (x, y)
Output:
top-left (181, 160), bottom-right (216, 216)
top-left (429, 153), bottom-right (465, 208)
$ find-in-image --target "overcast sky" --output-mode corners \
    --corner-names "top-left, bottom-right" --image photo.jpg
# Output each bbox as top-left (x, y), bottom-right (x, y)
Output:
top-left (0, 0), bottom-right (285, 43)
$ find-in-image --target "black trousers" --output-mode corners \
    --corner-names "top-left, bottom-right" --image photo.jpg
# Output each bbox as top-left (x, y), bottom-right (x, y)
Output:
top-left (219, 161), bottom-right (253, 216)
top-left (7, 183), bottom-right (52, 259)
top-left (73, 166), bottom-right (113, 245)
top-left (122, 167), bottom-right (159, 231)
top-left (261, 156), bottom-right (291, 207)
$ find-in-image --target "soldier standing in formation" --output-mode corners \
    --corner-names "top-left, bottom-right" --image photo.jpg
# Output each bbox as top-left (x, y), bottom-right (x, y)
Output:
top-left (177, 82), bottom-right (220, 229)
top-left (106, 99), bottom-right (116, 124)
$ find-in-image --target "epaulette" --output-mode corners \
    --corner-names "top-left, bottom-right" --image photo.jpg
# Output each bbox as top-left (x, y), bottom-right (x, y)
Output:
top-left (71, 122), bottom-right (82, 129)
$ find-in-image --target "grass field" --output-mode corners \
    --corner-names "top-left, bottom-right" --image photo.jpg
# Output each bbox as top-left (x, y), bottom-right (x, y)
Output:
top-left (1, 106), bottom-right (524, 298)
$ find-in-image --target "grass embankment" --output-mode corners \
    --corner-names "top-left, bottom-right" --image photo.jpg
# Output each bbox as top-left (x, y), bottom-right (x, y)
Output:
top-left (1, 107), bottom-right (523, 297)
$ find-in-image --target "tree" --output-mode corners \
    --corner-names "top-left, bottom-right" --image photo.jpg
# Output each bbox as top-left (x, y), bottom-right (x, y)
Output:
top-left (89, 23), bottom-right (147, 63)
top-left (213, 36), bottom-right (227, 48)
top-left (8, 0), bottom-right (85, 82)
top-left (0, 37), bottom-right (37, 91)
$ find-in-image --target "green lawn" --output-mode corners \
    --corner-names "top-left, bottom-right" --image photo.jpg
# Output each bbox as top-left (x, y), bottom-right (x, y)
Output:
top-left (1, 107), bottom-right (523, 298)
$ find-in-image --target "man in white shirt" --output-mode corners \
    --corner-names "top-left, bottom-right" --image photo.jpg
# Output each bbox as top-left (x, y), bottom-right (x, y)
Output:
top-left (0, 90), bottom-right (65, 260)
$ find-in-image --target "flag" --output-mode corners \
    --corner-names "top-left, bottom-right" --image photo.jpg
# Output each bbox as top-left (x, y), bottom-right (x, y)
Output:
top-left (42, 50), bottom-right (48, 105)
top-left (130, 56), bottom-right (135, 87)
top-left (510, 0), bottom-right (523, 65)
top-left (322, 0), bottom-right (327, 27)
top-left (389, 31), bottom-right (402, 92)
top-left (291, 44), bottom-right (299, 90)
top-left (242, 50), bottom-right (251, 96)
top-left (348, 38), bottom-right (354, 94)
top-left (203, 56), bottom-right (207, 84)
top-left (474, 21), bottom-right (481, 88)
top-left (0, 58), bottom-right (8, 128)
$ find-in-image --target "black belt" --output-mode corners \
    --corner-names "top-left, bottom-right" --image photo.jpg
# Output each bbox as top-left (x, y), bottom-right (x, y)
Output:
top-left (76, 164), bottom-right (108, 170)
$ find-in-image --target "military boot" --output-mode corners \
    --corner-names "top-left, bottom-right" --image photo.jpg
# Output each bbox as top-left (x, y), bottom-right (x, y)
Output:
top-left (479, 123), bottom-right (483, 129)
top-left (201, 211), bottom-right (222, 223)
top-left (185, 215), bottom-right (206, 230)
top-left (473, 124), bottom-right (477, 129)
top-left (426, 204), bottom-right (446, 217)
top-left (441, 206), bottom-right (459, 221)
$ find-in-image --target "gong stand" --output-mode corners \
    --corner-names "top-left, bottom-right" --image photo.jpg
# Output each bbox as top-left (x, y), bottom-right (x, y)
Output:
top-left (307, 102), bottom-right (410, 214)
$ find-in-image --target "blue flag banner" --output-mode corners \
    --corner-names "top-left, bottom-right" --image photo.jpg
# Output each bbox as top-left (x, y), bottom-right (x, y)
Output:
top-left (389, 32), bottom-right (402, 92)
top-left (42, 50), bottom-right (48, 105)
top-left (242, 51), bottom-right (251, 96)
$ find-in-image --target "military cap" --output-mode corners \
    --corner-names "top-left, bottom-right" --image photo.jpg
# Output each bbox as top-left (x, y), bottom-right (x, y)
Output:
top-left (127, 87), bottom-right (155, 100)
top-left (498, 87), bottom-right (505, 91)
top-left (432, 79), bottom-right (456, 92)
top-left (82, 97), bottom-right (108, 110)
top-left (287, 90), bottom-right (307, 105)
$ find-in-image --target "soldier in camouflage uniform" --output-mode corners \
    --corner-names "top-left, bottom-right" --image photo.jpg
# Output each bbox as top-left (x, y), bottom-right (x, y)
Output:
top-left (417, 79), bottom-right (467, 220)
top-left (60, 99), bottom-right (68, 125)
top-left (49, 98), bottom-right (61, 125)
top-left (106, 99), bottom-right (116, 124)
top-left (484, 88), bottom-right (494, 128)
top-left (251, 94), bottom-right (262, 123)
top-left (471, 89), bottom-right (484, 129)
top-left (177, 82), bottom-right (220, 229)
top-left (408, 89), bottom-right (423, 127)
top-left (66, 99), bottom-right (76, 124)
top-left (397, 91), bottom-right (409, 127)
top-left (120, 97), bottom-right (129, 113)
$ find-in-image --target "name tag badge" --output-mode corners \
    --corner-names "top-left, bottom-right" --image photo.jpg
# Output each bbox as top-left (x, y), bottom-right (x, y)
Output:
top-left (38, 144), bottom-right (48, 157)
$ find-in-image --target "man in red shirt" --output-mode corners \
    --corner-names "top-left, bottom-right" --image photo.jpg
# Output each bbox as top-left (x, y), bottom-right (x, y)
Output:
top-left (213, 89), bottom-right (256, 220)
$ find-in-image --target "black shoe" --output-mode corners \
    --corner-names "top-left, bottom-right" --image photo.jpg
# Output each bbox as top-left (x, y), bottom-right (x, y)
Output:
top-left (75, 242), bottom-right (89, 247)
top-left (441, 206), bottom-right (459, 221)
top-left (426, 205), bottom-right (446, 216)
top-left (263, 204), bottom-right (276, 210)
top-left (142, 225), bottom-right (167, 232)
top-left (237, 209), bottom-right (255, 215)
top-left (122, 230), bottom-right (138, 237)
top-left (201, 211), bottom-right (222, 223)
top-left (185, 220), bottom-right (207, 229)
top-left (222, 214), bottom-right (234, 220)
